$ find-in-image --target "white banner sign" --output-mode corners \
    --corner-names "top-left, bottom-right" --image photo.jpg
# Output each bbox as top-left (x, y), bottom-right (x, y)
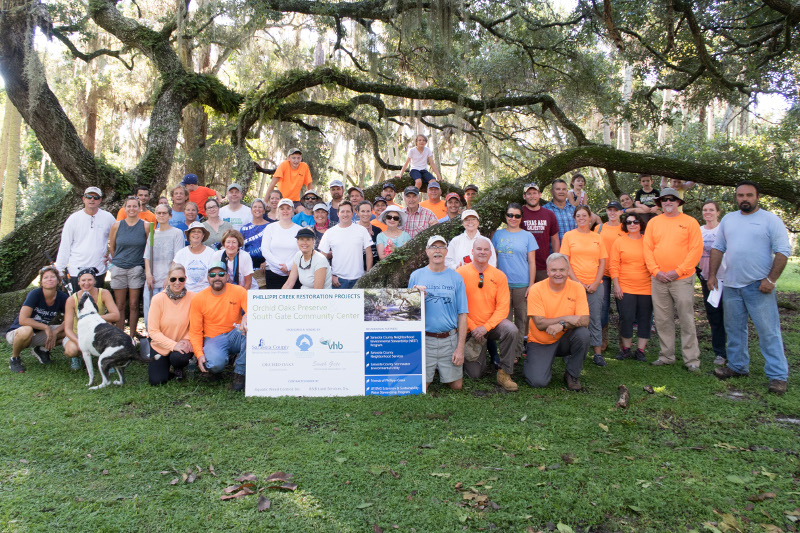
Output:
top-left (246, 289), bottom-right (425, 397)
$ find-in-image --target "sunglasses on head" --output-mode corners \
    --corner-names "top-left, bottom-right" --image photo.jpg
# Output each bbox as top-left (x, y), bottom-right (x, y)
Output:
top-left (169, 277), bottom-right (186, 282)
top-left (506, 213), bottom-right (522, 219)
top-left (84, 195), bottom-right (101, 200)
top-left (385, 215), bottom-right (400, 221)
top-left (208, 271), bottom-right (226, 278)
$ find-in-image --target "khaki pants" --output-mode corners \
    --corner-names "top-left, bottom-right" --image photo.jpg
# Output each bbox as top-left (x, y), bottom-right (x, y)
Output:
top-left (651, 275), bottom-right (700, 367)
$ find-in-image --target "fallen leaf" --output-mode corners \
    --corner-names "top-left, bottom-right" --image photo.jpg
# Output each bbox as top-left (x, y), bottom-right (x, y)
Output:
top-left (760, 467), bottom-right (778, 481)
top-left (454, 482), bottom-right (463, 489)
top-left (224, 485), bottom-right (240, 494)
top-left (599, 423), bottom-right (609, 432)
top-left (257, 495), bottom-right (271, 512)
top-left (236, 473), bottom-right (258, 482)
top-left (748, 492), bottom-right (777, 502)
top-left (556, 522), bottom-right (575, 533)
top-left (19, 459), bottom-right (28, 464)
top-left (101, 469), bottom-right (109, 475)
top-left (727, 474), bottom-right (755, 485)
top-left (561, 454), bottom-right (577, 465)
top-left (702, 522), bottom-right (724, 533)
top-left (369, 466), bottom-right (386, 476)
top-left (335, 457), bottom-right (347, 464)
top-left (628, 505), bottom-right (643, 513)
top-left (430, 473), bottom-right (451, 478)
top-left (720, 512), bottom-right (743, 532)
top-left (186, 472), bottom-right (196, 484)
top-left (616, 385), bottom-right (629, 409)
top-left (268, 483), bottom-right (298, 491)
top-left (520, 415), bottom-right (527, 422)
top-left (160, 470), bottom-right (170, 475)
top-left (758, 524), bottom-right (782, 532)
top-left (208, 464), bottom-right (217, 477)
top-left (419, 444), bottom-right (434, 449)
top-left (643, 386), bottom-right (655, 394)
top-left (265, 471), bottom-right (293, 482)
top-left (356, 502), bottom-right (373, 509)
top-left (373, 524), bottom-right (383, 533)
top-left (389, 469), bottom-right (400, 479)
top-left (220, 487), bottom-right (254, 500)
top-left (170, 478), bottom-right (179, 485)
top-left (373, 411), bottom-right (383, 416)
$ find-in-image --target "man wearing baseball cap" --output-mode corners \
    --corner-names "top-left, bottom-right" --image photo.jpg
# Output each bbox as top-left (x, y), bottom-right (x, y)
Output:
top-left (327, 179), bottom-right (345, 225)
top-left (521, 182), bottom-right (559, 282)
top-left (292, 190), bottom-right (321, 228)
top-left (381, 182), bottom-right (399, 206)
top-left (55, 186), bottom-right (117, 292)
top-left (402, 186), bottom-right (438, 238)
top-left (409, 235), bottom-right (468, 391)
top-left (182, 174), bottom-right (218, 217)
top-left (463, 184), bottom-right (479, 209)
top-left (219, 183), bottom-right (252, 232)
top-left (266, 148), bottom-right (314, 203)
top-left (420, 181), bottom-right (446, 219)
top-left (189, 262), bottom-right (248, 391)
top-left (438, 192), bottom-right (463, 223)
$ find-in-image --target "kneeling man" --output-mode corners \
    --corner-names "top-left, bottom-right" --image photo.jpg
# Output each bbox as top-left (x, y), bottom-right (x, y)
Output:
top-left (525, 253), bottom-right (590, 391)
top-left (189, 262), bottom-right (248, 391)
top-left (409, 235), bottom-right (468, 390)
top-left (457, 237), bottom-right (520, 391)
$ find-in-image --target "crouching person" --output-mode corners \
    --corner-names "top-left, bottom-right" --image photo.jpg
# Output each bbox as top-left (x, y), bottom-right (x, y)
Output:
top-left (525, 253), bottom-right (590, 391)
top-left (189, 261), bottom-right (248, 391)
top-left (457, 237), bottom-right (520, 391)
top-left (147, 264), bottom-right (195, 385)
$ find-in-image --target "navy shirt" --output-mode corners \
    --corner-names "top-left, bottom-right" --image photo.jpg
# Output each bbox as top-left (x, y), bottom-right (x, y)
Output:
top-left (8, 289), bottom-right (69, 332)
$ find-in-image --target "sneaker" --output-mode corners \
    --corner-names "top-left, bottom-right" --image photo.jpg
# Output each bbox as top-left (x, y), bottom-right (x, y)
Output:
top-left (713, 356), bottom-right (726, 366)
top-left (634, 349), bottom-right (647, 362)
top-left (496, 369), bottom-right (519, 392)
top-left (231, 373), bottom-right (245, 392)
top-left (9, 357), bottom-right (26, 373)
top-left (686, 365), bottom-right (700, 373)
top-left (563, 372), bottom-right (582, 392)
top-left (713, 366), bottom-right (748, 380)
top-left (32, 347), bottom-right (52, 364)
top-left (70, 357), bottom-right (83, 371)
top-left (768, 380), bottom-right (787, 395)
top-left (592, 354), bottom-right (607, 367)
top-left (615, 348), bottom-right (631, 361)
top-left (651, 359), bottom-right (673, 366)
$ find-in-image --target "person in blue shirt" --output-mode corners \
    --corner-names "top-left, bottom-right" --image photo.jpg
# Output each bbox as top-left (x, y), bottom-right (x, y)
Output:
top-left (708, 181), bottom-right (792, 395)
top-left (542, 179), bottom-right (575, 244)
top-left (409, 235), bottom-right (468, 391)
top-left (292, 190), bottom-right (320, 228)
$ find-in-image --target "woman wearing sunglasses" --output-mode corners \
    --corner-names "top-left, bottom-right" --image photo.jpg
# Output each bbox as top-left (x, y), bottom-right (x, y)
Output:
top-left (146, 264), bottom-right (195, 384)
top-left (491, 203), bottom-right (538, 355)
top-left (609, 213), bottom-right (652, 362)
top-left (560, 205), bottom-right (608, 366)
top-left (376, 206), bottom-right (411, 259)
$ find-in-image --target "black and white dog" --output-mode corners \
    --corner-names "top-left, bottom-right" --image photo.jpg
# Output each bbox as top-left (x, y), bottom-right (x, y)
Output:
top-left (77, 292), bottom-right (148, 389)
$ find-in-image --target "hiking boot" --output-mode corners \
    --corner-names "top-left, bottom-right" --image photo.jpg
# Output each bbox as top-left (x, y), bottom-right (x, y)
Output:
top-left (601, 325), bottom-right (609, 352)
top-left (231, 373), bottom-right (246, 392)
top-left (564, 372), bottom-right (582, 392)
top-left (713, 356), bottom-right (726, 366)
top-left (713, 366), bottom-right (748, 380)
top-left (592, 354), bottom-right (607, 367)
top-left (496, 369), bottom-right (519, 392)
top-left (70, 357), bottom-right (83, 370)
top-left (651, 358), bottom-right (673, 367)
top-left (615, 348), bottom-right (631, 361)
top-left (634, 349), bottom-right (647, 362)
top-left (9, 357), bottom-right (25, 373)
top-left (768, 380), bottom-right (787, 395)
top-left (32, 347), bottom-right (52, 364)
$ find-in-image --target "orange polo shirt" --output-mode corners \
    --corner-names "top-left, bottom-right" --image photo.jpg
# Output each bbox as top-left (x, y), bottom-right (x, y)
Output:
top-left (595, 223), bottom-right (625, 277)
top-left (560, 229), bottom-right (608, 285)
top-left (273, 160), bottom-right (313, 201)
top-left (609, 237), bottom-right (651, 295)
top-left (457, 264), bottom-right (511, 333)
top-left (189, 284), bottom-right (247, 357)
top-left (148, 291), bottom-right (195, 355)
top-left (643, 213), bottom-right (703, 279)
top-left (421, 199), bottom-right (447, 219)
top-left (188, 186), bottom-right (218, 216)
top-left (527, 279), bottom-right (589, 345)
top-left (116, 208), bottom-right (157, 223)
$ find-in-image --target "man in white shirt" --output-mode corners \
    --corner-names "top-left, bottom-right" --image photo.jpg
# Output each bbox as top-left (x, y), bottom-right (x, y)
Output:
top-left (318, 202), bottom-right (374, 289)
top-left (219, 183), bottom-right (252, 231)
top-left (55, 186), bottom-right (116, 292)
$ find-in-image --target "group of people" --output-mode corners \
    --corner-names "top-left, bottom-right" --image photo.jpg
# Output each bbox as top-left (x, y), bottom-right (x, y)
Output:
top-left (5, 141), bottom-right (791, 396)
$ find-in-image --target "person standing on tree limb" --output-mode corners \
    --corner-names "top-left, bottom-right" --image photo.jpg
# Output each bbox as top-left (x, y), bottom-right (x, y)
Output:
top-left (709, 181), bottom-right (791, 395)
top-left (55, 186), bottom-right (116, 293)
top-left (266, 148), bottom-right (313, 205)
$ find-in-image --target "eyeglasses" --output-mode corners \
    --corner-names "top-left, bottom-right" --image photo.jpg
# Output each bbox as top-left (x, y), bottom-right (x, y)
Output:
top-left (169, 277), bottom-right (186, 282)
top-left (84, 195), bottom-right (100, 200)
top-left (660, 197), bottom-right (679, 203)
top-left (506, 213), bottom-right (522, 219)
top-left (428, 245), bottom-right (447, 250)
top-left (385, 215), bottom-right (400, 221)
top-left (478, 272), bottom-right (484, 289)
top-left (208, 272), bottom-right (226, 278)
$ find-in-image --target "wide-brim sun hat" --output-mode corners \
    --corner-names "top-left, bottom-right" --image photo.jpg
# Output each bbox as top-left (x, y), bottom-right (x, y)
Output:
top-left (654, 187), bottom-right (686, 206)
top-left (184, 221), bottom-right (211, 242)
top-left (379, 205), bottom-right (407, 228)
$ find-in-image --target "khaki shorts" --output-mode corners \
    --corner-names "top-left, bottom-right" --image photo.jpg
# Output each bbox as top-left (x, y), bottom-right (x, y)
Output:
top-left (5, 325), bottom-right (60, 347)
top-left (109, 264), bottom-right (145, 289)
top-left (425, 331), bottom-right (463, 384)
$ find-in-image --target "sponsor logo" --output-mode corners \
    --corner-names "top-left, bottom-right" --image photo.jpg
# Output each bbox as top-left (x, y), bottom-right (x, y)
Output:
top-left (320, 338), bottom-right (343, 350)
top-left (252, 338), bottom-right (289, 351)
top-left (296, 334), bottom-right (314, 352)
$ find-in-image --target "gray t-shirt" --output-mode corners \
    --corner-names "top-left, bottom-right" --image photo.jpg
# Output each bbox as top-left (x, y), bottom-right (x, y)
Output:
top-left (144, 227), bottom-right (186, 286)
top-left (111, 219), bottom-right (147, 269)
top-left (292, 251), bottom-right (332, 289)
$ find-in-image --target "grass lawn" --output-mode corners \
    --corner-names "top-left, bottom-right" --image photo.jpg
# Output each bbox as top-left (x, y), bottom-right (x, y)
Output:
top-left (1, 269), bottom-right (799, 532)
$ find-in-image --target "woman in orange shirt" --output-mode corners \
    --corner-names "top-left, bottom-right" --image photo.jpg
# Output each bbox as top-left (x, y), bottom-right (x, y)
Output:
top-left (560, 206), bottom-right (608, 366)
top-left (596, 201), bottom-right (626, 351)
top-left (609, 213), bottom-right (652, 362)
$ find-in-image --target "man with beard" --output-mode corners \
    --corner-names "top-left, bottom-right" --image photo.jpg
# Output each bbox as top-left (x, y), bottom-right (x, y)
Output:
top-left (409, 235), bottom-right (468, 391)
top-left (708, 181), bottom-right (791, 395)
top-left (327, 180), bottom-right (344, 225)
top-left (543, 179), bottom-right (575, 243)
top-left (521, 183), bottom-right (560, 281)
top-left (382, 182), bottom-right (399, 207)
top-left (189, 262), bottom-right (248, 391)
top-left (643, 188), bottom-right (703, 372)
top-left (291, 190), bottom-right (321, 227)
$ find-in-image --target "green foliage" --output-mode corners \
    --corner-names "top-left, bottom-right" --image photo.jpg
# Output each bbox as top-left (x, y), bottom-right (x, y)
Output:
top-left (173, 73), bottom-right (243, 115)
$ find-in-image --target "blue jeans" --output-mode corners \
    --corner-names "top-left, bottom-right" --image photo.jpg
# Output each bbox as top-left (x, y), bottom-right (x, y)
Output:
top-left (143, 286), bottom-right (164, 329)
top-left (203, 328), bottom-right (247, 375)
top-left (723, 281), bottom-right (787, 381)
top-left (336, 277), bottom-right (359, 289)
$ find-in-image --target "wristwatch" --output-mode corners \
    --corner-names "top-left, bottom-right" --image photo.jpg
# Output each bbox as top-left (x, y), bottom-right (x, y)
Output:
top-left (559, 320), bottom-right (566, 330)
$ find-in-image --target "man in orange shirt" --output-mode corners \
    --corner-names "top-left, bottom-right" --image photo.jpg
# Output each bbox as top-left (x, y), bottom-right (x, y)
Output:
top-left (457, 237), bottom-right (520, 391)
top-left (182, 174), bottom-right (217, 217)
top-left (420, 181), bottom-right (447, 219)
top-left (525, 253), bottom-right (590, 391)
top-left (189, 262), bottom-right (248, 391)
top-left (116, 186), bottom-right (156, 223)
top-left (266, 148), bottom-right (314, 203)
top-left (643, 187), bottom-right (703, 371)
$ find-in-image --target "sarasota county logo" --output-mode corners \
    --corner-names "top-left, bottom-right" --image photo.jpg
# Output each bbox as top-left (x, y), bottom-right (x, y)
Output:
top-left (252, 339), bottom-right (289, 352)
top-left (296, 334), bottom-right (314, 352)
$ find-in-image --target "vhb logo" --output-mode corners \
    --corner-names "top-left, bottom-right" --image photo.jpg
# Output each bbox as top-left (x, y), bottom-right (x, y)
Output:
top-left (320, 339), bottom-right (343, 350)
